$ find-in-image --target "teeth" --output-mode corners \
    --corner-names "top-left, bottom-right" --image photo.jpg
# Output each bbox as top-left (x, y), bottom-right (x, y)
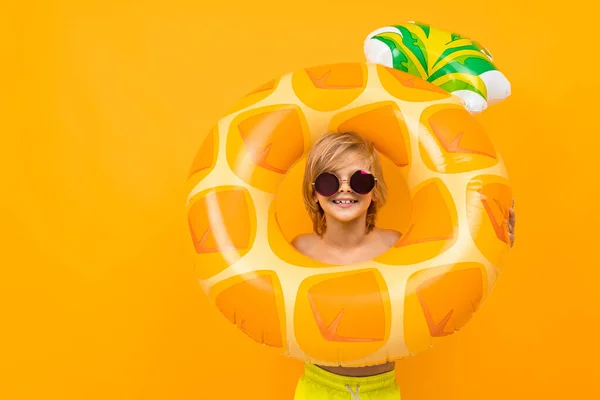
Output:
top-left (333, 200), bottom-right (356, 204)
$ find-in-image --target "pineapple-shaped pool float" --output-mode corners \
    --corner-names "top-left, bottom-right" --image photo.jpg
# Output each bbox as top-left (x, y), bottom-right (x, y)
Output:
top-left (186, 56), bottom-right (511, 366)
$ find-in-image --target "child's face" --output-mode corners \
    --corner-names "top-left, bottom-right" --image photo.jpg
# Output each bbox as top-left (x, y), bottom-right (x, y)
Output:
top-left (312, 156), bottom-right (375, 225)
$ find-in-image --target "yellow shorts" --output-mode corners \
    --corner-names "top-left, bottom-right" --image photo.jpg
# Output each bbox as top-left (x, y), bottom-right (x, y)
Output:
top-left (294, 362), bottom-right (401, 400)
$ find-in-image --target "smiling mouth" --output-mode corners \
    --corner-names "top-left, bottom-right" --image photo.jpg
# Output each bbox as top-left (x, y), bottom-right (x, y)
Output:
top-left (332, 200), bottom-right (358, 204)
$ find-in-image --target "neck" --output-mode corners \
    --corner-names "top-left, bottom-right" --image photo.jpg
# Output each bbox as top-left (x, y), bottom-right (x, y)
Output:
top-left (321, 215), bottom-right (368, 249)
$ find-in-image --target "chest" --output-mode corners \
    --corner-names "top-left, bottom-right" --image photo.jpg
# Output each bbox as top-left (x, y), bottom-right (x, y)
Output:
top-left (309, 241), bottom-right (388, 265)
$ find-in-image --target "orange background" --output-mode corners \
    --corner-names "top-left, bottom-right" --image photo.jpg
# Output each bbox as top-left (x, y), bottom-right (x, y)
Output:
top-left (3, 0), bottom-right (600, 399)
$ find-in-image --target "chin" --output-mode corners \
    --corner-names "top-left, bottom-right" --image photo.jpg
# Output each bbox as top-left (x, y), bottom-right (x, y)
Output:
top-left (329, 214), bottom-right (360, 223)
top-left (324, 202), bottom-right (370, 222)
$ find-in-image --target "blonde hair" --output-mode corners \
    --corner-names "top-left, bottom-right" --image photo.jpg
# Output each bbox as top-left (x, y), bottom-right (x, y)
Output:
top-left (302, 132), bottom-right (388, 236)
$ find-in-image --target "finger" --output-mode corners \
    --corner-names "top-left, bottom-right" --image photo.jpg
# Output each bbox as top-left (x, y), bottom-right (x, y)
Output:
top-left (509, 232), bottom-right (514, 247)
top-left (509, 208), bottom-right (515, 225)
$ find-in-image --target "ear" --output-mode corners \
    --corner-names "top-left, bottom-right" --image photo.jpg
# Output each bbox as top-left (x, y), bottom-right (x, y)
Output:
top-left (367, 199), bottom-right (376, 212)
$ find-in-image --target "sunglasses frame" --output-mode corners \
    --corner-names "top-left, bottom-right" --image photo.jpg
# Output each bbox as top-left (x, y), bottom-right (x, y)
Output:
top-left (312, 170), bottom-right (378, 197)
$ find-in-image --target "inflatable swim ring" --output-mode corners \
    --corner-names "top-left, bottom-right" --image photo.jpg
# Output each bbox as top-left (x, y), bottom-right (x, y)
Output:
top-left (364, 21), bottom-right (511, 113)
top-left (185, 62), bottom-right (512, 367)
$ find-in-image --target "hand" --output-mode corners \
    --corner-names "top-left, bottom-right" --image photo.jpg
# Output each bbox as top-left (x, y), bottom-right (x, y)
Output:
top-left (508, 199), bottom-right (515, 247)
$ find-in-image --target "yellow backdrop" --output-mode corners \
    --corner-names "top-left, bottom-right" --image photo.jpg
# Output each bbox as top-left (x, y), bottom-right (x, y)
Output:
top-left (3, 0), bottom-right (600, 399)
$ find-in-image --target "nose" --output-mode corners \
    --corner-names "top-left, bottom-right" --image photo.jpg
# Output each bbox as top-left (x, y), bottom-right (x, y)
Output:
top-left (339, 179), bottom-right (352, 192)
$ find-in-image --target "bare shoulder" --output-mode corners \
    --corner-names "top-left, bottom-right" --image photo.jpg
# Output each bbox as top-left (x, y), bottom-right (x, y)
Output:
top-left (291, 233), bottom-right (320, 255)
top-left (372, 228), bottom-right (402, 246)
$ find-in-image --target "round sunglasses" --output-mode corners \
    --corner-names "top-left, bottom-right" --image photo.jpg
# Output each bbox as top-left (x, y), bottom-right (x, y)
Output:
top-left (312, 170), bottom-right (377, 197)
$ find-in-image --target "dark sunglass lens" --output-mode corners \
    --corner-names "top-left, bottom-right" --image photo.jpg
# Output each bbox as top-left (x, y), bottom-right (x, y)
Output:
top-left (314, 173), bottom-right (339, 196)
top-left (350, 170), bottom-right (375, 194)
